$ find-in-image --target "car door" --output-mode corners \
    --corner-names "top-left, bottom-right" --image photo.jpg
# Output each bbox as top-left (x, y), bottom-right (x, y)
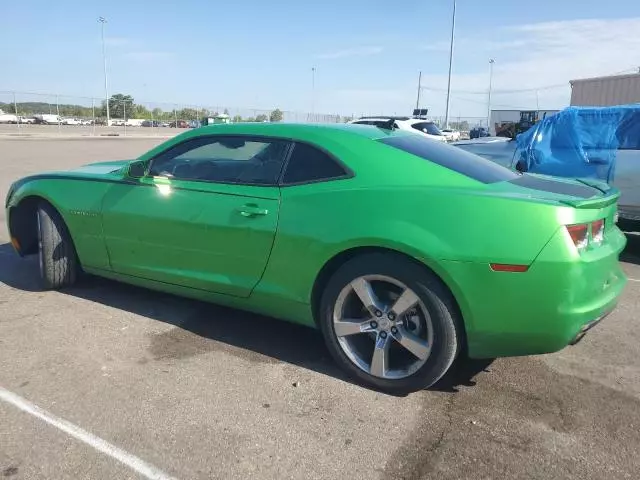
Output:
top-left (100, 135), bottom-right (291, 297)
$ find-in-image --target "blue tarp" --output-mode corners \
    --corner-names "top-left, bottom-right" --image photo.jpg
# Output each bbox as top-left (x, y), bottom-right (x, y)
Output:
top-left (515, 105), bottom-right (640, 182)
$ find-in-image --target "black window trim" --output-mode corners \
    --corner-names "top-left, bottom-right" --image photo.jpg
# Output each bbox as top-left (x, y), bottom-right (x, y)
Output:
top-left (277, 140), bottom-right (355, 187)
top-left (145, 134), bottom-right (295, 188)
top-left (144, 133), bottom-right (355, 188)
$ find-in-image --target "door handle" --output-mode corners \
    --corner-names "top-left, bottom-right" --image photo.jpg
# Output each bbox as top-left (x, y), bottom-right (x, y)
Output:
top-left (237, 204), bottom-right (269, 217)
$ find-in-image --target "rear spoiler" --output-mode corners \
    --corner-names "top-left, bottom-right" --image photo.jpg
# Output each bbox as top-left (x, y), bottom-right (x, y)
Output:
top-left (575, 178), bottom-right (613, 194)
top-left (559, 184), bottom-right (621, 209)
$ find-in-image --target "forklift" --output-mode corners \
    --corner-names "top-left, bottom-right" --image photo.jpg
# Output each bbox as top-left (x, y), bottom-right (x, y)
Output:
top-left (496, 110), bottom-right (545, 139)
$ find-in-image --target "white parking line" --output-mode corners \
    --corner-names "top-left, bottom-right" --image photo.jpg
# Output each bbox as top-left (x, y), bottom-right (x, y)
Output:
top-left (0, 387), bottom-right (177, 480)
top-left (629, 278), bottom-right (640, 282)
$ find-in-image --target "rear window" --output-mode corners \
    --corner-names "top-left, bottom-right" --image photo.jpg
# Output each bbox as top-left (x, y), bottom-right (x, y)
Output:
top-left (379, 135), bottom-right (519, 184)
top-left (411, 122), bottom-right (443, 136)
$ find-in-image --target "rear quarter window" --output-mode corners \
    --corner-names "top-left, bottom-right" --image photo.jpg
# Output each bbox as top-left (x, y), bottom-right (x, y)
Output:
top-left (282, 142), bottom-right (349, 184)
top-left (379, 135), bottom-right (519, 184)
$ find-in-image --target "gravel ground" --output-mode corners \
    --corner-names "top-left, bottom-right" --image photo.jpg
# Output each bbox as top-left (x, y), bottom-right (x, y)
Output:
top-left (1, 138), bottom-right (639, 480)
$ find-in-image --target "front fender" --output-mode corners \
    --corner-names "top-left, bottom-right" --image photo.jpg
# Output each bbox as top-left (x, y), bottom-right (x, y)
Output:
top-left (6, 176), bottom-right (117, 269)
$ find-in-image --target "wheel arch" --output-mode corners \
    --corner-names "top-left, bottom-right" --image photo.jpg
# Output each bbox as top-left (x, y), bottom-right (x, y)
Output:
top-left (310, 245), bottom-right (470, 348)
top-left (9, 195), bottom-right (60, 256)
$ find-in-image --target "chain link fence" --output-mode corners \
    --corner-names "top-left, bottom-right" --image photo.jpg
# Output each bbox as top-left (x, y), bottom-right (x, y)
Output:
top-left (0, 90), bottom-right (487, 137)
top-left (0, 91), bottom-right (348, 136)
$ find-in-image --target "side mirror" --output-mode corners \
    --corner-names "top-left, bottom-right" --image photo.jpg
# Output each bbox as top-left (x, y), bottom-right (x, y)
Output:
top-left (127, 161), bottom-right (147, 178)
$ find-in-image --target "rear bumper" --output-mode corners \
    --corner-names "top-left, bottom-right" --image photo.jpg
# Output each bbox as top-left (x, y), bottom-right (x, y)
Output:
top-left (569, 308), bottom-right (613, 345)
top-left (442, 225), bottom-right (628, 359)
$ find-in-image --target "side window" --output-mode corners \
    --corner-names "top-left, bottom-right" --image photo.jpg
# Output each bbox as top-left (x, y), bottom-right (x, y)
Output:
top-left (282, 143), bottom-right (349, 184)
top-left (149, 136), bottom-right (290, 186)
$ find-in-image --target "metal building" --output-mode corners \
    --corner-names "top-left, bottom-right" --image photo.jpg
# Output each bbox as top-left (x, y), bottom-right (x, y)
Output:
top-left (570, 73), bottom-right (640, 107)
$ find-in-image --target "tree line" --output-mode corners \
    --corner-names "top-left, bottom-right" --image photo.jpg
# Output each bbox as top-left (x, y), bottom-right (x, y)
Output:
top-left (1, 93), bottom-right (317, 123)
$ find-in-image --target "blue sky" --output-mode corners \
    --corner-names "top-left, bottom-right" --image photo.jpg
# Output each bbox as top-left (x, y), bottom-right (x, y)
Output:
top-left (1, 0), bottom-right (639, 117)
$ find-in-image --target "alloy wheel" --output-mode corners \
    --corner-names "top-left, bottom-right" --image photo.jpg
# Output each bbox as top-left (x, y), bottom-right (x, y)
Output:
top-left (332, 275), bottom-right (433, 380)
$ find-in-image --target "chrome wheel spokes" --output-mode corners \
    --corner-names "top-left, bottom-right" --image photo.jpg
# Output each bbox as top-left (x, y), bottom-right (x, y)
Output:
top-left (333, 275), bottom-right (433, 380)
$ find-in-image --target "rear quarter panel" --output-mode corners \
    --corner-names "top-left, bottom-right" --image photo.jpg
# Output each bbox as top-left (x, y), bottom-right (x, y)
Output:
top-left (258, 179), bottom-right (565, 327)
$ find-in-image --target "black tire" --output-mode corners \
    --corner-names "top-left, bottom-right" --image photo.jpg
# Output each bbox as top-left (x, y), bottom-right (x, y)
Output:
top-left (37, 203), bottom-right (78, 289)
top-left (318, 252), bottom-right (463, 394)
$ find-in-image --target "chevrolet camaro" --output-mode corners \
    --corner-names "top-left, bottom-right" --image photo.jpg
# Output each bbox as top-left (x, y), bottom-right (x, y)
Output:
top-left (5, 123), bottom-right (627, 393)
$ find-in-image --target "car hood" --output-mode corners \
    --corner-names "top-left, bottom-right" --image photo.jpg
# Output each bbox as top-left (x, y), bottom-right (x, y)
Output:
top-left (67, 159), bottom-right (132, 175)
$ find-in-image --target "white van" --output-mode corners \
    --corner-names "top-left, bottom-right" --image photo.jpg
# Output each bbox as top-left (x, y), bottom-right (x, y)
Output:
top-left (0, 113), bottom-right (18, 124)
top-left (34, 114), bottom-right (61, 125)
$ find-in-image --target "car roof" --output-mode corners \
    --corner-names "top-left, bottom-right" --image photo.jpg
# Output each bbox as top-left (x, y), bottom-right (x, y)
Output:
top-left (357, 116), bottom-right (411, 121)
top-left (167, 122), bottom-right (414, 142)
top-left (403, 118), bottom-right (435, 125)
top-left (354, 117), bottom-right (435, 125)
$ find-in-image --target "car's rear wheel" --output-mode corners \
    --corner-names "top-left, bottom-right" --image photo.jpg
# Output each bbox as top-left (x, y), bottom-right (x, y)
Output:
top-left (319, 252), bottom-right (462, 394)
top-left (37, 202), bottom-right (78, 290)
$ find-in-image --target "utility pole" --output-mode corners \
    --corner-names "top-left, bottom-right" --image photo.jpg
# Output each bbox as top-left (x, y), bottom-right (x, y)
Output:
top-left (487, 58), bottom-right (495, 131)
top-left (444, 0), bottom-right (456, 129)
top-left (98, 17), bottom-right (110, 126)
top-left (415, 71), bottom-right (422, 111)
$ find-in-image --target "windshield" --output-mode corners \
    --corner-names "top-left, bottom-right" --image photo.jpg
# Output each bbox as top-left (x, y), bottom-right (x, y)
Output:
top-left (411, 122), bottom-right (443, 136)
top-left (379, 134), bottom-right (519, 183)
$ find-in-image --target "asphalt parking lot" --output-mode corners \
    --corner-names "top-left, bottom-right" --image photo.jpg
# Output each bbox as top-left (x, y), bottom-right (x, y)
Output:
top-left (1, 137), bottom-right (639, 480)
top-left (0, 124), bottom-right (182, 138)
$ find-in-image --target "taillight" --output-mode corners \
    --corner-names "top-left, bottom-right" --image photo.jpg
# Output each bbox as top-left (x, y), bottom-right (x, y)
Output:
top-left (566, 224), bottom-right (589, 251)
top-left (565, 219), bottom-right (605, 252)
top-left (591, 219), bottom-right (605, 244)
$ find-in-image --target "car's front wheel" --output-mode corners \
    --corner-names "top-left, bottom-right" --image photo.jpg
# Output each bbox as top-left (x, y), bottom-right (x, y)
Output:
top-left (319, 252), bottom-right (463, 394)
top-left (37, 203), bottom-right (78, 290)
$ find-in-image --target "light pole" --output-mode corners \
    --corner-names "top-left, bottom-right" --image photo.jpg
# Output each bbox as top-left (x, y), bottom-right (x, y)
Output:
top-left (415, 71), bottom-right (422, 112)
top-left (487, 58), bottom-right (495, 131)
top-left (98, 17), bottom-right (110, 125)
top-left (444, 0), bottom-right (456, 129)
top-left (311, 67), bottom-right (316, 120)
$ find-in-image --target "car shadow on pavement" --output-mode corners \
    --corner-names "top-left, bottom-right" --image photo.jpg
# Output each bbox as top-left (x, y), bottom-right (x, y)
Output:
top-left (621, 232), bottom-right (640, 265)
top-left (0, 242), bottom-right (494, 396)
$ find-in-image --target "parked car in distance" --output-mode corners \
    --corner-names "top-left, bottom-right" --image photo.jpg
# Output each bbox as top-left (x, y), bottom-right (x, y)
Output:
top-left (169, 120), bottom-right (190, 128)
top-left (469, 127), bottom-right (491, 139)
top-left (18, 116), bottom-right (35, 124)
top-left (440, 128), bottom-right (461, 142)
top-left (452, 137), bottom-right (514, 167)
top-left (349, 116), bottom-right (447, 142)
top-left (5, 123), bottom-right (627, 393)
top-left (61, 118), bottom-right (82, 126)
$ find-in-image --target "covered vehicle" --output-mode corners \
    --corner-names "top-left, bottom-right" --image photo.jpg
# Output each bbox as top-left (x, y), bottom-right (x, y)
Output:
top-left (6, 123), bottom-right (627, 393)
top-left (455, 106), bottom-right (640, 223)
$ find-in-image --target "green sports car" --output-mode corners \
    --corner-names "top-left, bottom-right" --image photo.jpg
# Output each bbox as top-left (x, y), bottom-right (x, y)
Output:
top-left (5, 123), bottom-right (627, 393)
